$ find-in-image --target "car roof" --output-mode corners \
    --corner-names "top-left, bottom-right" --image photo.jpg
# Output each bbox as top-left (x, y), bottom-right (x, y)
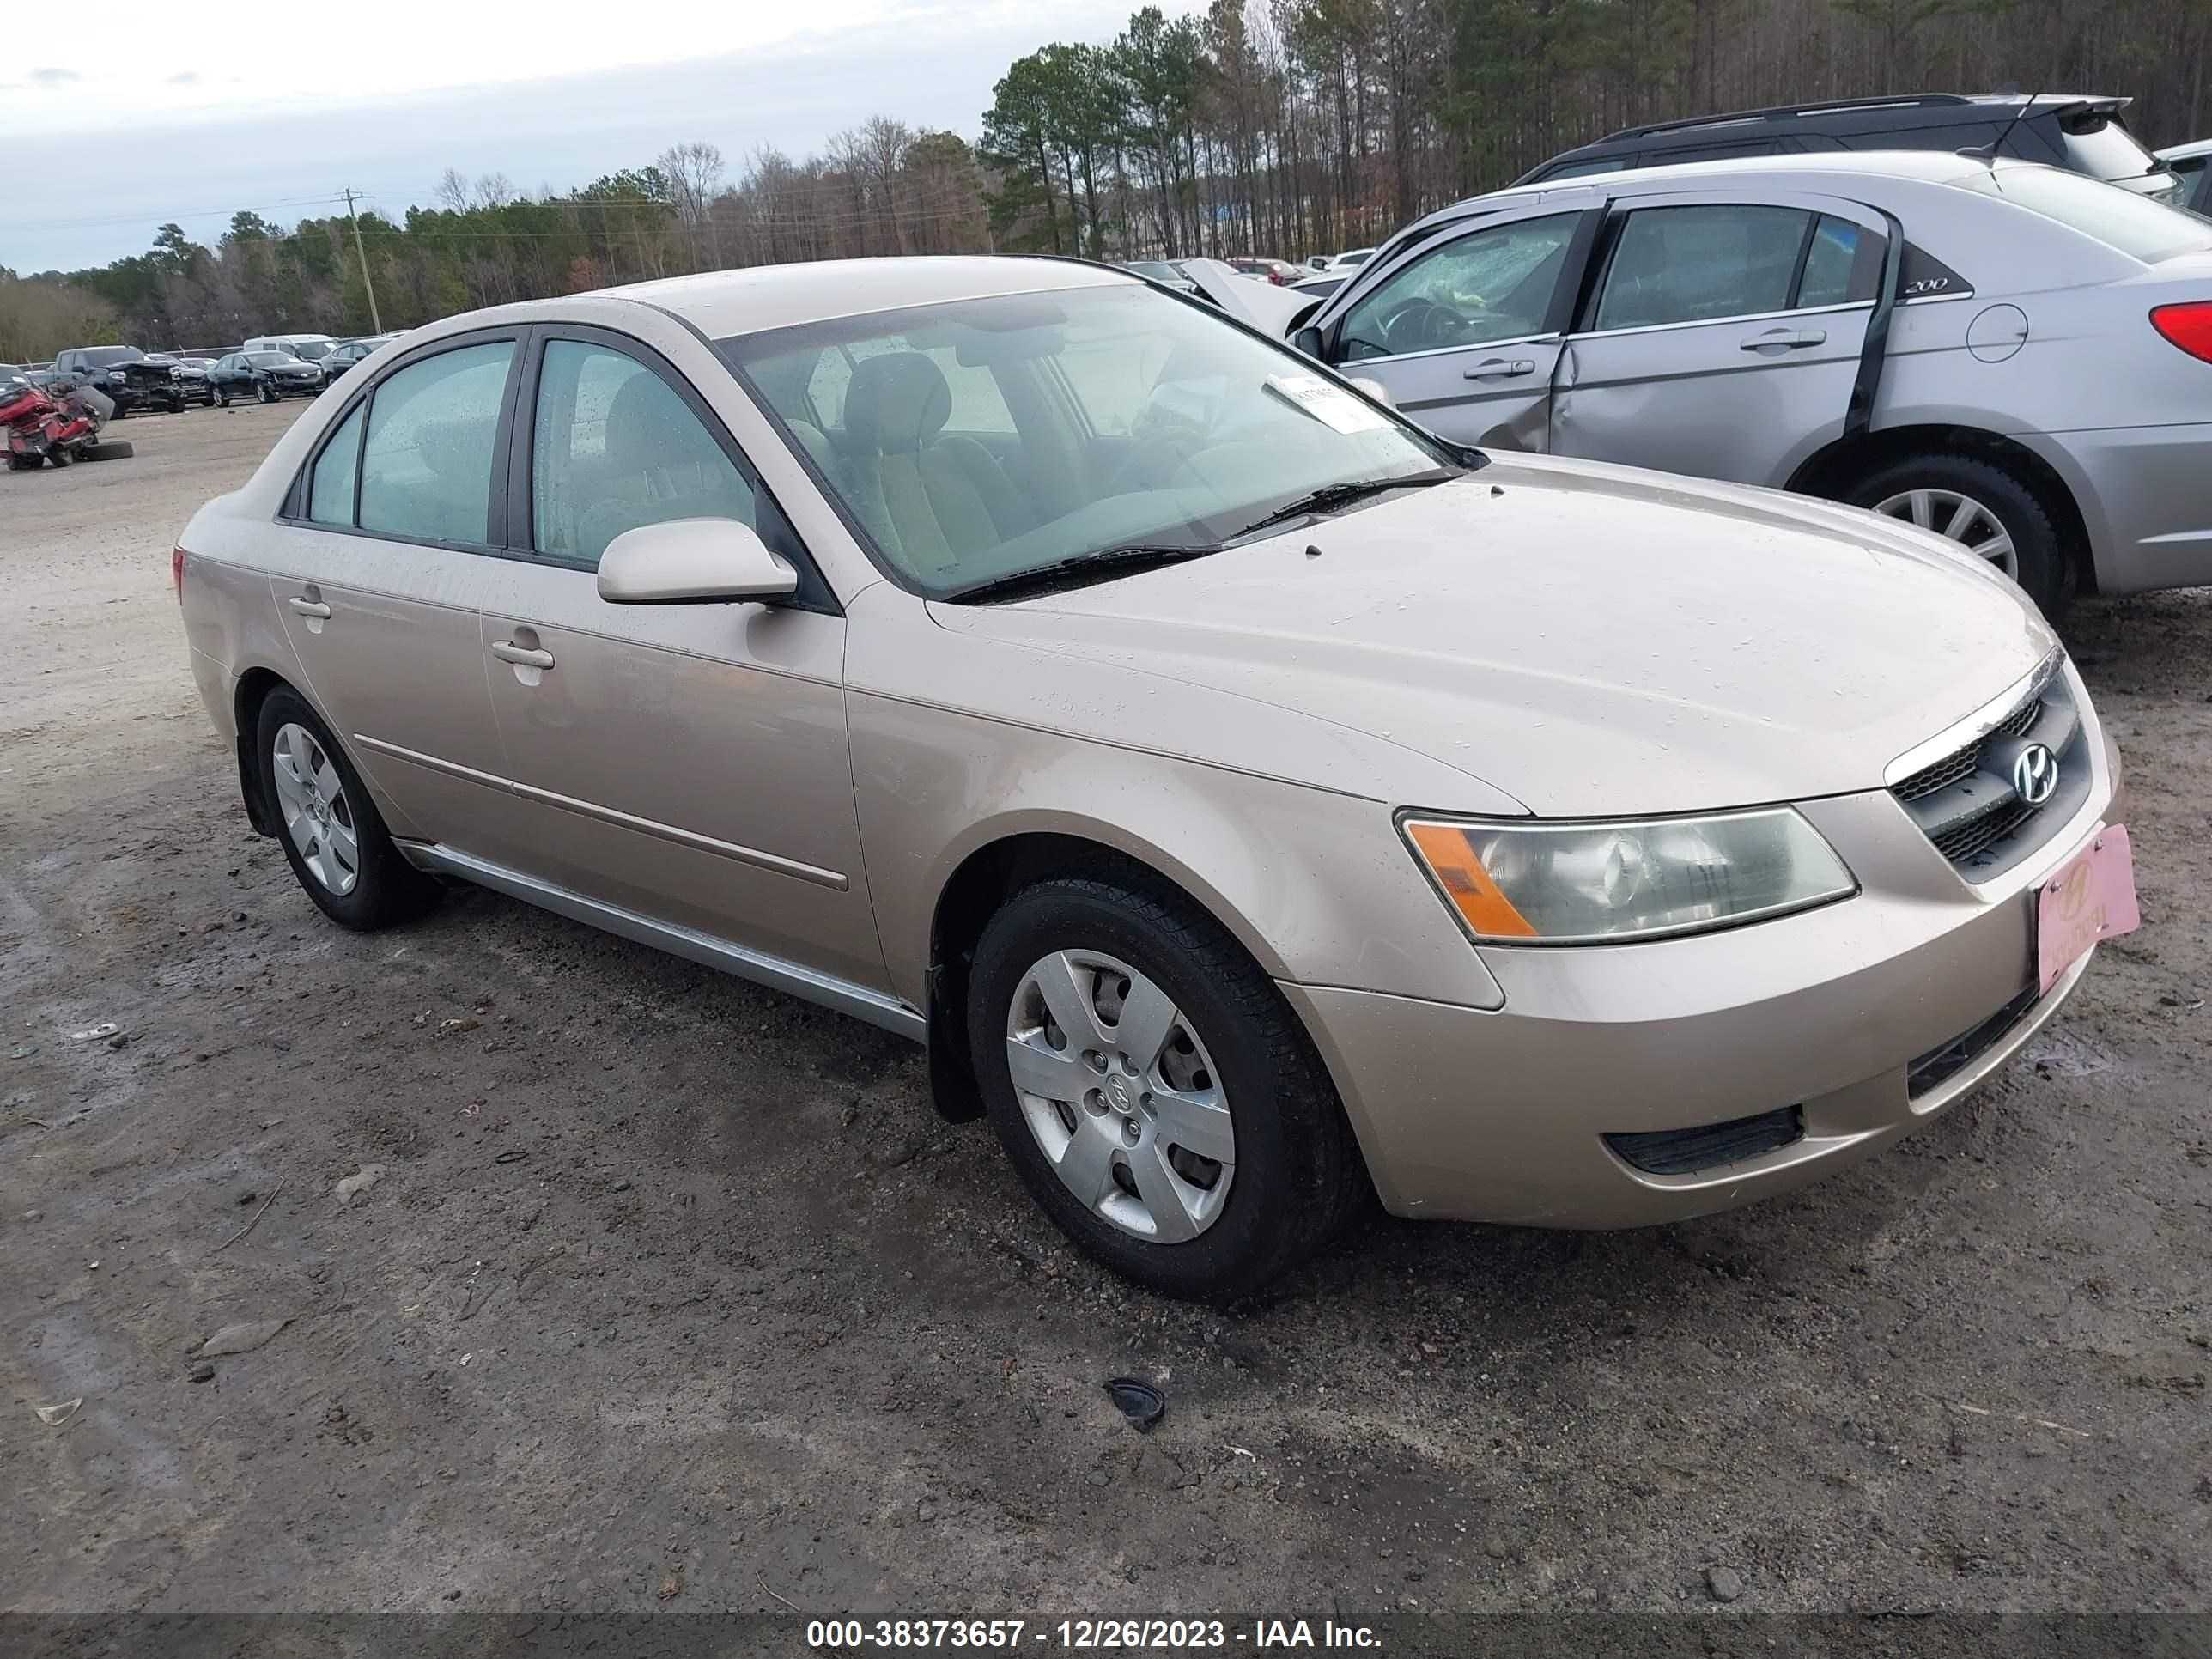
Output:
top-left (602, 255), bottom-right (1136, 338)
top-left (2159, 137), bottom-right (2212, 161)
top-left (1570, 91), bottom-right (2123, 150)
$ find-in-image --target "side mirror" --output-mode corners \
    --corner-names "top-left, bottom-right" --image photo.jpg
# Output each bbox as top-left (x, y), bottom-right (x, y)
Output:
top-left (596, 518), bottom-right (798, 606)
top-left (1291, 325), bottom-right (1326, 361)
top-left (1346, 375), bottom-right (1395, 410)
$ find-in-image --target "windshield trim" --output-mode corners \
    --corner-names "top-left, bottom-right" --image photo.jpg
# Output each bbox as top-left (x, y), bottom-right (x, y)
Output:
top-left (717, 277), bottom-right (1471, 602)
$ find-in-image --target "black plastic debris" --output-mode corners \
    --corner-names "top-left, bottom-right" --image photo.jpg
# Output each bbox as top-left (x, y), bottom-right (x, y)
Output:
top-left (1104, 1376), bottom-right (1166, 1431)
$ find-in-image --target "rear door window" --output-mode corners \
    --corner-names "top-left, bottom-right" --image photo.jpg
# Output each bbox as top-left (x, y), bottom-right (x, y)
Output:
top-left (1592, 204), bottom-right (1810, 331)
top-left (1796, 215), bottom-right (1884, 307)
top-left (356, 341), bottom-right (515, 546)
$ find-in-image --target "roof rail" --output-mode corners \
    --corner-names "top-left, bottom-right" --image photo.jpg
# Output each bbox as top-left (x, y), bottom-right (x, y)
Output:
top-left (1600, 93), bottom-right (1974, 143)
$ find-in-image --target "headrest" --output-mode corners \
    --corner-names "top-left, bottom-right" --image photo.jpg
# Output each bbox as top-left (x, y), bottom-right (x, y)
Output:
top-left (603, 371), bottom-right (702, 471)
top-left (843, 351), bottom-right (951, 450)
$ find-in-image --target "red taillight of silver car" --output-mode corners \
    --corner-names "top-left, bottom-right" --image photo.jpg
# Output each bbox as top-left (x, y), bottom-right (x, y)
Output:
top-left (172, 544), bottom-right (187, 602)
top-left (2150, 302), bottom-right (2212, 363)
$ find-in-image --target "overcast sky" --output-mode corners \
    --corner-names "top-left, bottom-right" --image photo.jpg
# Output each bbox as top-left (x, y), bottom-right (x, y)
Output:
top-left (4, 0), bottom-right (1205, 273)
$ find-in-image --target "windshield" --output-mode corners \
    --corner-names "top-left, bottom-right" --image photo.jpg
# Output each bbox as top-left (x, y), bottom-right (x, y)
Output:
top-left (246, 351), bottom-right (297, 366)
top-left (721, 283), bottom-right (1453, 599)
top-left (293, 340), bottom-right (334, 359)
top-left (1964, 165), bottom-right (2212, 263)
top-left (82, 347), bottom-right (141, 367)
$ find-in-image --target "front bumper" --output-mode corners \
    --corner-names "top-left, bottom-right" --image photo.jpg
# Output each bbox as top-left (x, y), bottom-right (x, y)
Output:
top-left (1284, 736), bottom-right (2122, 1227)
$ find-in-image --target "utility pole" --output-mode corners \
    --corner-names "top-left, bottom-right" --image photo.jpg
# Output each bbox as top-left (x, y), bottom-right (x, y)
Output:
top-left (343, 188), bottom-right (384, 335)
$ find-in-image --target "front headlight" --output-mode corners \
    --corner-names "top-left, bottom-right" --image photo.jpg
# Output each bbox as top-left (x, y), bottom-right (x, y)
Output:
top-left (1402, 808), bottom-right (1856, 945)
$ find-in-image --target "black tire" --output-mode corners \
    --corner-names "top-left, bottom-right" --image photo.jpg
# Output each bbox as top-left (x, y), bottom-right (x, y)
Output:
top-left (253, 686), bottom-right (441, 931)
top-left (258, 380), bottom-right (276, 404)
top-left (1843, 452), bottom-right (2070, 616)
top-left (110, 403), bottom-right (127, 421)
top-left (46, 443), bottom-right (71, 467)
top-left (81, 440), bottom-right (132, 461)
top-left (967, 876), bottom-right (1366, 1302)
top-left (217, 392), bottom-right (231, 408)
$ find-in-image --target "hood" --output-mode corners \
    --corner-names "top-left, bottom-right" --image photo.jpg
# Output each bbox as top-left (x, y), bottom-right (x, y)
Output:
top-left (1180, 258), bottom-right (1322, 336)
top-left (929, 455), bottom-right (2057, 816)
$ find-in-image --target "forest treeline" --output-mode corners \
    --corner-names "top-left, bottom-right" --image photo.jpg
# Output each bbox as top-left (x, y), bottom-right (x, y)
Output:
top-left (4, 0), bottom-right (2205, 359)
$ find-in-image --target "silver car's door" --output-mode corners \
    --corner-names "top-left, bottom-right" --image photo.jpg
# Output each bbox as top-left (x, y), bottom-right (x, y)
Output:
top-left (1548, 190), bottom-right (1887, 486)
top-left (270, 331), bottom-right (526, 848)
top-left (474, 328), bottom-right (888, 994)
top-left (1316, 205), bottom-right (1598, 449)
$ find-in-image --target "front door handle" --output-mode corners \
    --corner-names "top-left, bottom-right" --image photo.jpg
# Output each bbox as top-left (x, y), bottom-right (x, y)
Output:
top-left (1740, 327), bottom-right (1826, 351)
top-left (288, 596), bottom-right (331, 619)
top-left (489, 641), bottom-right (555, 670)
top-left (1465, 357), bottom-right (1538, 379)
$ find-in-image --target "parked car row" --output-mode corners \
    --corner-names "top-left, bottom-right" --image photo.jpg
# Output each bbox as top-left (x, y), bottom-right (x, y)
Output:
top-left (13, 332), bottom-right (410, 419)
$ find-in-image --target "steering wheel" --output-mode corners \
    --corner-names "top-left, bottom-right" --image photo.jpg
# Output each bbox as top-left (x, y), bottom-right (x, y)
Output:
top-left (1376, 297), bottom-right (1464, 354)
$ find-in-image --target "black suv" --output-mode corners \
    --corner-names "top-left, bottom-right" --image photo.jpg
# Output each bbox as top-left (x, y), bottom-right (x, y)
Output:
top-left (51, 345), bottom-right (187, 416)
top-left (1519, 93), bottom-right (2184, 203)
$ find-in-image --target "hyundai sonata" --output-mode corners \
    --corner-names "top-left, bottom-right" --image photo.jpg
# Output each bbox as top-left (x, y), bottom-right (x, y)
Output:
top-left (175, 257), bottom-right (2136, 1298)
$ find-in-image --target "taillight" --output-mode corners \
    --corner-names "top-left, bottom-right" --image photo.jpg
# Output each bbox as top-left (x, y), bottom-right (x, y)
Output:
top-left (2150, 302), bottom-right (2212, 363)
top-left (172, 545), bottom-right (186, 602)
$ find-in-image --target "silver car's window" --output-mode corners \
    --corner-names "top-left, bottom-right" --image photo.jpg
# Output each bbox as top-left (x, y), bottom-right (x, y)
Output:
top-left (357, 341), bottom-right (514, 546)
top-left (1593, 204), bottom-right (1809, 331)
top-left (724, 283), bottom-right (1449, 598)
top-left (531, 339), bottom-right (757, 570)
top-left (309, 402), bottom-right (365, 526)
top-left (1962, 166), bottom-right (2212, 263)
top-left (1795, 215), bottom-right (1882, 308)
top-left (1338, 213), bottom-right (1580, 360)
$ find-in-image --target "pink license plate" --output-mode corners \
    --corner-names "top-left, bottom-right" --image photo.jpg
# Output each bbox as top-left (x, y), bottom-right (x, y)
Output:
top-left (2037, 824), bottom-right (2142, 994)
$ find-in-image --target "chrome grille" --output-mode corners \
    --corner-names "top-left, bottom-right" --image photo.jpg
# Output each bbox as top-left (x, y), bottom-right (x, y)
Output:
top-left (1889, 664), bottom-right (2086, 882)
top-left (1893, 696), bottom-right (2042, 803)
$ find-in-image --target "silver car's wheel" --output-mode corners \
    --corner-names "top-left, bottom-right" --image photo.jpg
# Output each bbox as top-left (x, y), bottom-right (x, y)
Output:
top-left (270, 721), bottom-right (361, 896)
top-left (1005, 949), bottom-right (1236, 1243)
top-left (1872, 488), bottom-right (2019, 580)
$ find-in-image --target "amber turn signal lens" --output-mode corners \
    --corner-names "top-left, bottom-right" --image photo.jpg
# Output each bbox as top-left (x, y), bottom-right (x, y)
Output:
top-left (1405, 821), bottom-right (1538, 939)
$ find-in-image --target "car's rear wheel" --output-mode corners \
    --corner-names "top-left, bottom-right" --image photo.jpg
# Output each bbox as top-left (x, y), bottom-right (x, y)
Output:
top-left (254, 687), bottom-right (440, 931)
top-left (967, 877), bottom-right (1365, 1301)
top-left (1849, 453), bottom-right (2069, 615)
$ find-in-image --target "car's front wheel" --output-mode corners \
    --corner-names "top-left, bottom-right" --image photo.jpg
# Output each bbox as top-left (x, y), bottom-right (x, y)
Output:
top-left (254, 687), bottom-right (440, 930)
top-left (967, 876), bottom-right (1365, 1301)
top-left (1849, 453), bottom-right (2069, 615)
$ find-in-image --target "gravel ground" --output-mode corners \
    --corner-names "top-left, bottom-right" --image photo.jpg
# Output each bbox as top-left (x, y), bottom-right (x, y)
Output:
top-left (3, 400), bottom-right (2208, 1627)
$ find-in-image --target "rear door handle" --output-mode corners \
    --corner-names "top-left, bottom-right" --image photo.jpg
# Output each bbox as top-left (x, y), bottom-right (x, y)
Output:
top-left (489, 641), bottom-right (555, 670)
top-left (1740, 327), bottom-right (1826, 351)
top-left (287, 596), bottom-right (331, 618)
top-left (1465, 357), bottom-right (1537, 379)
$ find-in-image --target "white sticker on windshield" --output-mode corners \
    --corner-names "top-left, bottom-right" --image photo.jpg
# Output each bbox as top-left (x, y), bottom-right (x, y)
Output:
top-left (1263, 372), bottom-right (1389, 434)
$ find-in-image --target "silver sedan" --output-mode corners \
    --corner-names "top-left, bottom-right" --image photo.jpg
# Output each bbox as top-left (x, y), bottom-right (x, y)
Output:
top-left (1216, 151), bottom-right (2212, 614)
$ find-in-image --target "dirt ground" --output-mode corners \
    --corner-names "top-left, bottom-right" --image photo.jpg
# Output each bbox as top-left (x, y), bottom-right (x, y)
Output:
top-left (3, 399), bottom-right (2208, 1631)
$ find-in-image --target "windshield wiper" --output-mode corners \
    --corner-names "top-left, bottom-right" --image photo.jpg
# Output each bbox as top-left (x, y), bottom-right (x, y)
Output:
top-left (946, 543), bottom-right (1223, 604)
top-left (1224, 468), bottom-right (1460, 544)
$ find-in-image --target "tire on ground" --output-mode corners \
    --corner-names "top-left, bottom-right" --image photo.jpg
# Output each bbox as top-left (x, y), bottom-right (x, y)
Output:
top-left (252, 685), bottom-right (441, 931)
top-left (1844, 451), bottom-right (2071, 616)
top-left (966, 875), bottom-right (1369, 1302)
